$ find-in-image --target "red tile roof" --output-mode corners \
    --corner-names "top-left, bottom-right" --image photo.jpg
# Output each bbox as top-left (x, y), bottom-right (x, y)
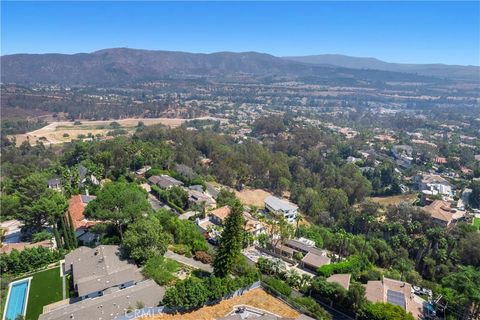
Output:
top-left (67, 195), bottom-right (99, 230)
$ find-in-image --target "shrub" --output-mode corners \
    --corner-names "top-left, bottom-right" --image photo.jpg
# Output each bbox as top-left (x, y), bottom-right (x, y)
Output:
top-left (192, 239), bottom-right (209, 253)
top-left (171, 244), bottom-right (191, 255)
top-left (361, 302), bottom-right (415, 320)
top-left (73, 121), bottom-right (82, 125)
top-left (317, 255), bottom-right (370, 278)
top-left (194, 251), bottom-right (213, 264)
top-left (143, 256), bottom-right (180, 285)
top-left (262, 276), bottom-right (292, 297)
top-left (292, 296), bottom-right (332, 320)
top-left (63, 133), bottom-right (70, 137)
top-left (32, 231), bottom-right (52, 243)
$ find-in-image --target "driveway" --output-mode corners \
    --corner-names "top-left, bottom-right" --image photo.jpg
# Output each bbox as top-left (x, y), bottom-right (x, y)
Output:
top-left (165, 250), bottom-right (213, 273)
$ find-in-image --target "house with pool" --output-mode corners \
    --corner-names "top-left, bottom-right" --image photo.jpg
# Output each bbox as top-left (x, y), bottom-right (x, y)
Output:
top-left (38, 245), bottom-right (165, 320)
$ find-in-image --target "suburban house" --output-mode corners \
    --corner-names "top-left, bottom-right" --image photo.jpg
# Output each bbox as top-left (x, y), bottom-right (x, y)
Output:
top-left (188, 189), bottom-right (216, 208)
top-left (48, 178), bottom-right (62, 191)
top-left (391, 145), bottom-right (414, 169)
top-left (364, 277), bottom-right (424, 319)
top-left (38, 279), bottom-right (164, 320)
top-left (326, 273), bottom-right (351, 291)
top-left (273, 238), bottom-right (331, 273)
top-left (422, 200), bottom-right (465, 228)
top-left (64, 245), bottom-right (144, 300)
top-left (264, 195), bottom-right (298, 223)
top-left (415, 173), bottom-right (451, 192)
top-left (207, 206), bottom-right (266, 240)
top-left (148, 174), bottom-right (184, 189)
top-left (135, 165), bottom-right (151, 177)
top-left (66, 194), bottom-right (99, 245)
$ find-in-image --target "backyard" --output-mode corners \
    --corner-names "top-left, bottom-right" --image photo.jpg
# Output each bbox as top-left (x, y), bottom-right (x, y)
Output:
top-left (473, 217), bottom-right (480, 229)
top-left (25, 267), bottom-right (64, 320)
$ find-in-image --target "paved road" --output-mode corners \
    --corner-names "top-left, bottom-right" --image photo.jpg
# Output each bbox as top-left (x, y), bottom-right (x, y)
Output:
top-left (165, 250), bottom-right (213, 273)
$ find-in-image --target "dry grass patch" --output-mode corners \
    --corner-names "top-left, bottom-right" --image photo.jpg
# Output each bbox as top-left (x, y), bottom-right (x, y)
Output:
top-left (370, 193), bottom-right (417, 206)
top-left (147, 288), bottom-right (299, 320)
top-left (9, 117), bottom-right (220, 145)
top-left (234, 189), bottom-right (272, 208)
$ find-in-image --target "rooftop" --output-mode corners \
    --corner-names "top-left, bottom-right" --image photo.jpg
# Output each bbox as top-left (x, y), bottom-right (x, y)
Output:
top-left (65, 245), bottom-right (143, 297)
top-left (326, 273), bottom-right (351, 291)
top-left (264, 196), bottom-right (298, 212)
top-left (39, 279), bottom-right (164, 320)
top-left (67, 195), bottom-right (98, 230)
top-left (301, 252), bottom-right (331, 269)
top-left (364, 277), bottom-right (423, 319)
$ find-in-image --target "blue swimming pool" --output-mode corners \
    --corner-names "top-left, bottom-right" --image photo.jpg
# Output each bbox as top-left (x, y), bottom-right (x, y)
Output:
top-left (3, 278), bottom-right (30, 320)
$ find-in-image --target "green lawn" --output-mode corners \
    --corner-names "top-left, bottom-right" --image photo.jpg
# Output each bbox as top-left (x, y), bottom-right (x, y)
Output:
top-left (25, 267), bottom-right (63, 320)
top-left (473, 217), bottom-right (480, 228)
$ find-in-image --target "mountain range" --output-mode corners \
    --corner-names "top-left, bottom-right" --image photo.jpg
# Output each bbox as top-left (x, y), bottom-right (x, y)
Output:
top-left (284, 54), bottom-right (479, 81)
top-left (1, 48), bottom-right (478, 85)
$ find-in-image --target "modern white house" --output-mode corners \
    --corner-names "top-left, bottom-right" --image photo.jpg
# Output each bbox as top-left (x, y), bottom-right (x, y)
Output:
top-left (264, 195), bottom-right (298, 223)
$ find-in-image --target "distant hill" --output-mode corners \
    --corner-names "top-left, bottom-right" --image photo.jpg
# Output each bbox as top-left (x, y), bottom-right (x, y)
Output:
top-left (284, 54), bottom-right (480, 81)
top-left (1, 48), bottom-right (441, 86)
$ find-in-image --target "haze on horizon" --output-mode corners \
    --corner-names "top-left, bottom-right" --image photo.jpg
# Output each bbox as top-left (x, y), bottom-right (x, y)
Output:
top-left (1, 1), bottom-right (479, 66)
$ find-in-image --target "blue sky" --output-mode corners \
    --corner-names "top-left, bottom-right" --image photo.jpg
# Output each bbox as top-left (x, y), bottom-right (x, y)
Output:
top-left (2, 1), bottom-right (479, 65)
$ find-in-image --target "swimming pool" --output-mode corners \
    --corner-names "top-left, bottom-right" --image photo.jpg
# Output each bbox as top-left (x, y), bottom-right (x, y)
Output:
top-left (3, 277), bottom-right (31, 320)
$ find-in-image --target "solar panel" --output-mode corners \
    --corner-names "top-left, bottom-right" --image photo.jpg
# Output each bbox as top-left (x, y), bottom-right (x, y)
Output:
top-left (387, 289), bottom-right (406, 309)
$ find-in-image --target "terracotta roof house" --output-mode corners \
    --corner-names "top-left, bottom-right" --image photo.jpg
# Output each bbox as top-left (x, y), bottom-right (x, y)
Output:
top-left (209, 206), bottom-right (266, 238)
top-left (67, 195), bottom-right (98, 230)
top-left (422, 200), bottom-right (464, 227)
top-left (209, 206), bottom-right (232, 225)
top-left (64, 245), bottom-right (144, 300)
top-left (364, 277), bottom-right (424, 319)
top-left (0, 240), bottom-right (53, 254)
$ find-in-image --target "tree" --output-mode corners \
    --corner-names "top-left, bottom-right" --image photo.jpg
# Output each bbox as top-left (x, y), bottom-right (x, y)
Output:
top-left (216, 189), bottom-right (237, 207)
top-left (213, 200), bottom-right (245, 277)
top-left (361, 302), bottom-right (415, 320)
top-left (470, 180), bottom-right (480, 208)
top-left (458, 232), bottom-right (480, 267)
top-left (162, 277), bottom-right (209, 309)
top-left (85, 181), bottom-right (152, 239)
top-left (122, 216), bottom-right (170, 264)
top-left (346, 282), bottom-right (367, 312)
top-left (23, 189), bottom-right (68, 232)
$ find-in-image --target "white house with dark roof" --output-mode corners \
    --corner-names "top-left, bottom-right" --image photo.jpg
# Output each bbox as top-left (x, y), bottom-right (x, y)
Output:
top-left (64, 245), bottom-right (143, 300)
top-left (264, 195), bottom-right (298, 223)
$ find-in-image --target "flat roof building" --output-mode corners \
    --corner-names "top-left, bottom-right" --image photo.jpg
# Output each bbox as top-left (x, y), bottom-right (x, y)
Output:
top-left (264, 196), bottom-right (298, 223)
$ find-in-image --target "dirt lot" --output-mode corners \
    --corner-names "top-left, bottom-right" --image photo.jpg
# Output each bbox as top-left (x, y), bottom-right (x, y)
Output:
top-left (9, 117), bottom-right (216, 145)
top-left (148, 288), bottom-right (299, 320)
top-left (370, 193), bottom-right (418, 206)
top-left (234, 188), bottom-right (272, 208)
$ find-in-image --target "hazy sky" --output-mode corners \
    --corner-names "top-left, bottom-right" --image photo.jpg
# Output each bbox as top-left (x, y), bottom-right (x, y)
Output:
top-left (2, 1), bottom-right (479, 65)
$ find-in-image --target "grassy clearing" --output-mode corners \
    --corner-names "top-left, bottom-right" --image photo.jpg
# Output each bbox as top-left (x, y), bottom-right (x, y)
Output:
top-left (473, 217), bottom-right (480, 228)
top-left (25, 267), bottom-right (63, 320)
top-left (370, 193), bottom-right (417, 206)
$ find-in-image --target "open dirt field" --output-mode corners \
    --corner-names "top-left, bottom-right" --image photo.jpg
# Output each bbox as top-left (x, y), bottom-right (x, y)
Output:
top-left (9, 117), bottom-right (218, 145)
top-left (234, 188), bottom-right (272, 208)
top-left (148, 288), bottom-right (299, 320)
top-left (370, 193), bottom-right (418, 206)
